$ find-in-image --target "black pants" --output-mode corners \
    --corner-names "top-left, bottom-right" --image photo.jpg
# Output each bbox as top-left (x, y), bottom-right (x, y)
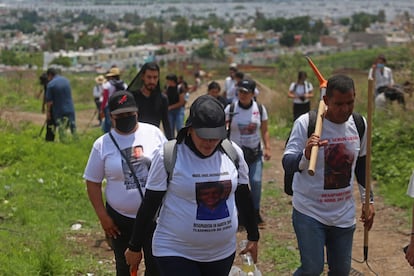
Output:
top-left (45, 106), bottom-right (55, 141)
top-left (293, 102), bottom-right (310, 121)
top-left (155, 252), bottom-right (235, 276)
top-left (106, 204), bottom-right (159, 276)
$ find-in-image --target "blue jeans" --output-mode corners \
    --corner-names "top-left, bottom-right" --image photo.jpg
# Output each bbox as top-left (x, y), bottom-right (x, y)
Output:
top-left (102, 106), bottom-right (111, 133)
top-left (248, 153), bottom-right (263, 211)
top-left (292, 208), bottom-right (355, 276)
top-left (168, 107), bottom-right (184, 137)
top-left (155, 252), bottom-right (235, 276)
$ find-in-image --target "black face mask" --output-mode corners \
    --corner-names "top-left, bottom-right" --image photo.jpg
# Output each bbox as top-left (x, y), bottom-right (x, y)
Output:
top-left (115, 115), bottom-right (137, 133)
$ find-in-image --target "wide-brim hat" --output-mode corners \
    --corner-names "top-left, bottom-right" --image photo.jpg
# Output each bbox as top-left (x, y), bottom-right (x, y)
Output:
top-left (177, 95), bottom-right (226, 140)
top-left (106, 67), bottom-right (121, 77)
top-left (95, 75), bottom-right (105, 84)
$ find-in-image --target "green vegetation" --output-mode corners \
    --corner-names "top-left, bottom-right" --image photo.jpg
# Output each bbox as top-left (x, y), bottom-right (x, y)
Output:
top-left (1, 44), bottom-right (414, 274)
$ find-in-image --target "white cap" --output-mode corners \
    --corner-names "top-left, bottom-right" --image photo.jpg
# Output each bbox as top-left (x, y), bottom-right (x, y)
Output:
top-left (229, 63), bottom-right (237, 69)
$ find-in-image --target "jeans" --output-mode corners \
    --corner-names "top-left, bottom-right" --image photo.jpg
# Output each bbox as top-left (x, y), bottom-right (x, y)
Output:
top-left (155, 252), bottom-right (235, 276)
top-left (248, 152), bottom-right (263, 211)
top-left (102, 106), bottom-right (111, 133)
top-left (292, 208), bottom-right (355, 276)
top-left (168, 107), bottom-right (184, 137)
top-left (106, 204), bottom-right (159, 276)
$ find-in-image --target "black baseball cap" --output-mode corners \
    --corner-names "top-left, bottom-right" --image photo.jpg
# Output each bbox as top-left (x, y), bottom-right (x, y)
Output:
top-left (238, 79), bottom-right (255, 93)
top-left (109, 90), bottom-right (138, 115)
top-left (181, 95), bottom-right (227, 140)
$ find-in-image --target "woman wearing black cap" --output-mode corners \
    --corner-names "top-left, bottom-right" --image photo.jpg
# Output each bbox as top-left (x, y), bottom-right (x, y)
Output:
top-left (225, 79), bottom-right (271, 228)
top-left (84, 90), bottom-right (167, 276)
top-left (125, 95), bottom-right (259, 276)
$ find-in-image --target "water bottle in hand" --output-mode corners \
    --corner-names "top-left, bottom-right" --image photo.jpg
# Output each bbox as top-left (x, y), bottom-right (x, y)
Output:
top-left (239, 240), bottom-right (255, 275)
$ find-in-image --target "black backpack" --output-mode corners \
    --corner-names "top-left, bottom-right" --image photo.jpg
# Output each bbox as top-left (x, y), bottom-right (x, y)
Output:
top-left (110, 79), bottom-right (126, 92)
top-left (283, 110), bottom-right (365, 196)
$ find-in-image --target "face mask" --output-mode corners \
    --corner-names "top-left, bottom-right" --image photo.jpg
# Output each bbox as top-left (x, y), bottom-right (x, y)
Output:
top-left (115, 115), bottom-right (137, 133)
top-left (377, 63), bottom-right (385, 69)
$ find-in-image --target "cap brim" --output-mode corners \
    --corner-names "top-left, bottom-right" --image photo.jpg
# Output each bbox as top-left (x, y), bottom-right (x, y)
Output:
top-left (194, 126), bottom-right (227, 140)
top-left (110, 107), bottom-right (138, 115)
top-left (238, 87), bottom-right (251, 93)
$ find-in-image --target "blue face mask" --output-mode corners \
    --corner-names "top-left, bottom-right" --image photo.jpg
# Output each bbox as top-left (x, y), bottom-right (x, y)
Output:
top-left (377, 63), bottom-right (385, 69)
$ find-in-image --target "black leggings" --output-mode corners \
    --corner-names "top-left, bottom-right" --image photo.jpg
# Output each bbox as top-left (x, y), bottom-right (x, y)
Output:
top-left (106, 204), bottom-right (159, 276)
top-left (155, 252), bottom-right (235, 276)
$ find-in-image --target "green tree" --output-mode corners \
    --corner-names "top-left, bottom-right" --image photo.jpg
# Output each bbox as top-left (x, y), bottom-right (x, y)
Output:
top-left (172, 17), bottom-right (190, 42)
top-left (44, 30), bottom-right (68, 51)
top-left (350, 12), bottom-right (377, 32)
top-left (0, 49), bottom-right (22, 65)
top-left (279, 31), bottom-right (296, 47)
top-left (50, 56), bottom-right (72, 67)
top-left (193, 42), bottom-right (225, 60)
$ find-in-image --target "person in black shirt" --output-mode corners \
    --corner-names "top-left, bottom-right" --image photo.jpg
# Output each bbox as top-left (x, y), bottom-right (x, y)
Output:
top-left (128, 62), bottom-right (173, 140)
top-left (165, 73), bottom-right (185, 137)
top-left (207, 81), bottom-right (227, 108)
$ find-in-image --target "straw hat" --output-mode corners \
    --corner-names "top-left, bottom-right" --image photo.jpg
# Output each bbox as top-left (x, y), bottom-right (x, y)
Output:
top-left (95, 75), bottom-right (105, 84)
top-left (106, 67), bottom-right (121, 77)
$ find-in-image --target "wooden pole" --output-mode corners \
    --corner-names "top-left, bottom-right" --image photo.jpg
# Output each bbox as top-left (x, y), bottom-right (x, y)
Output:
top-left (305, 56), bottom-right (328, 176)
top-left (364, 78), bottom-right (374, 261)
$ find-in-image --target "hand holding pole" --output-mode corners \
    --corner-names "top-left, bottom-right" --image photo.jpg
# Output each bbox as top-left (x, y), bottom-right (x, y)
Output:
top-left (305, 56), bottom-right (328, 176)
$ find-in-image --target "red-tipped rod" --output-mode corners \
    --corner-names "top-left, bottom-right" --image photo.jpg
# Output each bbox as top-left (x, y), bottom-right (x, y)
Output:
top-left (305, 56), bottom-right (327, 176)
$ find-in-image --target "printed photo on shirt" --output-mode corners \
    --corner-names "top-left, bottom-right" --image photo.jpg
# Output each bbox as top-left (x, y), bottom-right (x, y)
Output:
top-left (195, 180), bottom-right (231, 220)
top-left (324, 143), bottom-right (354, 190)
top-left (238, 122), bottom-right (258, 135)
top-left (121, 145), bottom-right (152, 190)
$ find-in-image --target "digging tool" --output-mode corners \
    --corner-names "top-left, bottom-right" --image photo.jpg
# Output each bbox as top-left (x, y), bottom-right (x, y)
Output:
top-left (305, 56), bottom-right (327, 176)
top-left (364, 77), bottom-right (375, 261)
top-left (38, 120), bottom-right (47, 138)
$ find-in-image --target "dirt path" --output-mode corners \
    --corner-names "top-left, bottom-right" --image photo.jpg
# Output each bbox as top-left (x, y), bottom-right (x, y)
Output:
top-left (2, 82), bottom-right (413, 275)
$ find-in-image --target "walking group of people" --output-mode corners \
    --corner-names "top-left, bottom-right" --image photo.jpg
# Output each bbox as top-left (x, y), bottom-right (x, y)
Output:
top-left (39, 59), bottom-right (384, 275)
top-left (81, 62), bottom-right (274, 276)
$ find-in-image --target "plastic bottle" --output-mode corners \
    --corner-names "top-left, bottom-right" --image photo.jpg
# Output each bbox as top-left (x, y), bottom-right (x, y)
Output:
top-left (239, 240), bottom-right (255, 275)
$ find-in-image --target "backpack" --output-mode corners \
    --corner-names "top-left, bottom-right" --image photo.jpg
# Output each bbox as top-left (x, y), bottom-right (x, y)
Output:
top-left (227, 101), bottom-right (263, 138)
top-left (110, 79), bottom-right (126, 92)
top-left (163, 138), bottom-right (239, 184)
top-left (283, 110), bottom-right (365, 196)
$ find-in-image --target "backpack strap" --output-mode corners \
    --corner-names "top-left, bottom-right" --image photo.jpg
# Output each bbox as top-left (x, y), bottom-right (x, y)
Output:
top-left (220, 138), bottom-right (239, 170)
top-left (352, 112), bottom-right (365, 141)
top-left (257, 102), bottom-right (263, 121)
top-left (227, 102), bottom-right (236, 138)
top-left (163, 138), bottom-right (239, 185)
top-left (163, 139), bottom-right (178, 184)
top-left (307, 110), bottom-right (365, 141)
top-left (307, 110), bottom-right (317, 137)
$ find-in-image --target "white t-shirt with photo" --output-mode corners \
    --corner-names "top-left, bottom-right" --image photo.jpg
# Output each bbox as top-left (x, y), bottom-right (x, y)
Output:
top-left (83, 123), bottom-right (167, 218)
top-left (225, 101), bottom-right (268, 149)
top-left (284, 114), bottom-right (367, 228)
top-left (289, 81), bottom-right (313, 104)
top-left (147, 141), bottom-right (249, 262)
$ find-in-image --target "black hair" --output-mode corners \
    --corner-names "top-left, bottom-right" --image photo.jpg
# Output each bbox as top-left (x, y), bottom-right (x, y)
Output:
top-left (39, 72), bottom-right (48, 86)
top-left (377, 54), bottom-right (386, 63)
top-left (166, 73), bottom-right (178, 83)
top-left (326, 75), bottom-right (355, 97)
top-left (127, 62), bottom-right (161, 94)
top-left (235, 71), bottom-right (244, 79)
top-left (208, 81), bottom-right (221, 91)
top-left (297, 71), bottom-right (307, 80)
top-left (46, 68), bottom-right (58, 77)
top-left (142, 62), bottom-right (160, 74)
